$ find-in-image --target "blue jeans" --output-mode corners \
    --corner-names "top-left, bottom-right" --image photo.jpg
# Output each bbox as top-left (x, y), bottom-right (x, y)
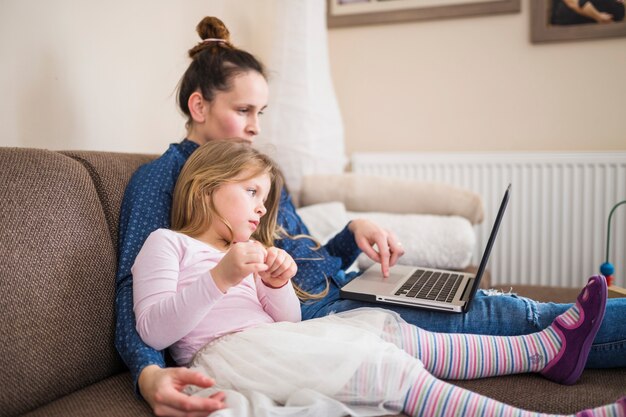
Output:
top-left (301, 284), bottom-right (626, 368)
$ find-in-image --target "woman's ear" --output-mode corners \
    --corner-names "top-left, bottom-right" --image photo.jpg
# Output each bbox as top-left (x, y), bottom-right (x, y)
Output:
top-left (188, 91), bottom-right (207, 123)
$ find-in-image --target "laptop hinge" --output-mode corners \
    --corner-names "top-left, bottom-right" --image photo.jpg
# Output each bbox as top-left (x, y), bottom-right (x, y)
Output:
top-left (461, 278), bottom-right (475, 301)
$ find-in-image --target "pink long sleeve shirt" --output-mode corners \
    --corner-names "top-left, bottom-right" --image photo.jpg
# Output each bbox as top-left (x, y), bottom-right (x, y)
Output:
top-left (132, 229), bottom-right (302, 365)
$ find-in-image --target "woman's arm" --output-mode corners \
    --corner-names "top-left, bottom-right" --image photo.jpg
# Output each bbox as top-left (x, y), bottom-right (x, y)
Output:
top-left (562, 0), bottom-right (614, 22)
top-left (323, 225), bottom-right (363, 270)
top-left (277, 188), bottom-right (403, 278)
top-left (115, 165), bottom-right (173, 383)
top-left (117, 155), bottom-right (224, 416)
top-left (348, 219), bottom-right (404, 277)
top-left (325, 219), bottom-right (404, 277)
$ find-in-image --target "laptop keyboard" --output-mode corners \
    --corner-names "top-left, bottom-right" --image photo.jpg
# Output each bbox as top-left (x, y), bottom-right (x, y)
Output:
top-left (394, 269), bottom-right (462, 303)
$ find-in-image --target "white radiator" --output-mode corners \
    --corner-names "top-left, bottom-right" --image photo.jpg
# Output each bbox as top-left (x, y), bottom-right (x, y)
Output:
top-left (351, 152), bottom-right (626, 288)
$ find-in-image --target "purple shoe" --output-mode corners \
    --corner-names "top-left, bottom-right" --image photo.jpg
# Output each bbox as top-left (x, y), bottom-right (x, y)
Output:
top-left (541, 275), bottom-right (607, 385)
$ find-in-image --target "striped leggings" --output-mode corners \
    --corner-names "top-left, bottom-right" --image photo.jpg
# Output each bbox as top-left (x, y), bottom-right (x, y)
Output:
top-left (335, 322), bottom-right (624, 417)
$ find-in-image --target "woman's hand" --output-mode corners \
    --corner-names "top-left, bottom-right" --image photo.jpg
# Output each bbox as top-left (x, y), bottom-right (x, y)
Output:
top-left (595, 11), bottom-right (614, 23)
top-left (259, 247), bottom-right (297, 288)
top-left (576, 0), bottom-right (615, 22)
top-left (211, 241), bottom-right (268, 292)
top-left (348, 219), bottom-right (405, 278)
top-left (138, 365), bottom-right (226, 417)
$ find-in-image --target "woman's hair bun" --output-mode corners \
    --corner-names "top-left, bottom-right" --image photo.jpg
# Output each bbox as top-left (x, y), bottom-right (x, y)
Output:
top-left (196, 16), bottom-right (231, 43)
top-left (188, 16), bottom-right (232, 59)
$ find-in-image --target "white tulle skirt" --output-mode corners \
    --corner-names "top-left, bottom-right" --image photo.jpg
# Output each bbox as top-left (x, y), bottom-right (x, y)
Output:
top-left (187, 308), bottom-right (425, 417)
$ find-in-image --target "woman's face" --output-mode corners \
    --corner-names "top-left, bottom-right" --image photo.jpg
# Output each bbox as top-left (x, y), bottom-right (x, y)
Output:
top-left (190, 71), bottom-right (269, 144)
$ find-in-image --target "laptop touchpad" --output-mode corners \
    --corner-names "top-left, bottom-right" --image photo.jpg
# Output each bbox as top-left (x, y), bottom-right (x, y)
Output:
top-left (354, 265), bottom-right (412, 292)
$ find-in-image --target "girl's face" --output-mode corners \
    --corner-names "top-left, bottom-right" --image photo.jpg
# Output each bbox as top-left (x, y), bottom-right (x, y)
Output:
top-left (205, 169), bottom-right (271, 249)
top-left (189, 71), bottom-right (269, 144)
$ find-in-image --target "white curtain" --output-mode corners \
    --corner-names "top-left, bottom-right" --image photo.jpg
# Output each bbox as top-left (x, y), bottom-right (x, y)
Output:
top-left (245, 0), bottom-right (347, 202)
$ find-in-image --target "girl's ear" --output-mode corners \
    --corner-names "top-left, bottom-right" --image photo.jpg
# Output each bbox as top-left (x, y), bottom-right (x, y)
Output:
top-left (188, 92), bottom-right (207, 123)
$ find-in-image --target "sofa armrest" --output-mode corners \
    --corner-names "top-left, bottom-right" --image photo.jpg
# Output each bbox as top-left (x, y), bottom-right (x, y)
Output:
top-left (299, 173), bottom-right (484, 225)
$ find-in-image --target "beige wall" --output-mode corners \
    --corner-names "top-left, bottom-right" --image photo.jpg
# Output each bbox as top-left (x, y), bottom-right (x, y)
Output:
top-left (328, 1), bottom-right (626, 154)
top-left (1, 0), bottom-right (625, 154)
top-left (0, 0), bottom-right (270, 154)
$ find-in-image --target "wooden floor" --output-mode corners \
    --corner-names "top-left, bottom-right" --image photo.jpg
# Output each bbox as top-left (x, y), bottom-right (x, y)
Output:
top-left (492, 284), bottom-right (626, 303)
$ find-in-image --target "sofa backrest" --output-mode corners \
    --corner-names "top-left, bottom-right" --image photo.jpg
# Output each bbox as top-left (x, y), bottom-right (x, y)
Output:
top-left (0, 148), bottom-right (153, 416)
top-left (61, 150), bottom-right (155, 253)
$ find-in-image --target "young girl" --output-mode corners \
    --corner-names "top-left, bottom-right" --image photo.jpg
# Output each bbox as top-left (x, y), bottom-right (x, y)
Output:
top-left (132, 140), bottom-right (623, 417)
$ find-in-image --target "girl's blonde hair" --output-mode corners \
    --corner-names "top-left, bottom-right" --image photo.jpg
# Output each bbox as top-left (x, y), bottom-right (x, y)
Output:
top-left (171, 139), bottom-right (282, 247)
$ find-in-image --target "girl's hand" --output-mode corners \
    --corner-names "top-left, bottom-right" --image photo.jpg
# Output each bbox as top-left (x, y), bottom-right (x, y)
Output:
top-left (348, 219), bottom-right (405, 278)
top-left (211, 241), bottom-right (268, 292)
top-left (259, 247), bottom-right (297, 288)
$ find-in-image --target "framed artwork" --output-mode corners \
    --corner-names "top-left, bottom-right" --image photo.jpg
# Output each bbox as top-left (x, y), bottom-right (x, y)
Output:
top-left (531, 0), bottom-right (626, 43)
top-left (327, 0), bottom-right (521, 28)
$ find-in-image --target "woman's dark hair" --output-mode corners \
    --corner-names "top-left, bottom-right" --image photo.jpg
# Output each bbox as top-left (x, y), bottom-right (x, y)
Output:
top-left (177, 16), bottom-right (267, 127)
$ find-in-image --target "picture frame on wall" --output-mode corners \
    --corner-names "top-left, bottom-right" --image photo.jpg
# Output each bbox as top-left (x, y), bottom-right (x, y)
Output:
top-left (327, 0), bottom-right (521, 28)
top-left (531, 0), bottom-right (626, 43)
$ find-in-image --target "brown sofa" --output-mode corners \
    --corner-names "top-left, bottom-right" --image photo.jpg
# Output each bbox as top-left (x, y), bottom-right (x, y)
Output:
top-left (1, 147), bottom-right (625, 417)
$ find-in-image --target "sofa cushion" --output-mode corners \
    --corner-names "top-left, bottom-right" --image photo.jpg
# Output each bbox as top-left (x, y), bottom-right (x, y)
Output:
top-left (61, 151), bottom-right (155, 253)
top-left (22, 373), bottom-right (152, 417)
top-left (299, 173), bottom-right (484, 225)
top-left (452, 368), bottom-right (626, 414)
top-left (0, 148), bottom-right (124, 416)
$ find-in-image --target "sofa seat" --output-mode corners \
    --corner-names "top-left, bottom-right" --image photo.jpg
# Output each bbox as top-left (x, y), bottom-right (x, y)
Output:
top-left (22, 373), bottom-right (151, 417)
top-left (63, 290), bottom-right (618, 417)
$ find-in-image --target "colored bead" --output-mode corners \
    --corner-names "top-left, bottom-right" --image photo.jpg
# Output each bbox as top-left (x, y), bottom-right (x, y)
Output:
top-left (600, 262), bottom-right (615, 276)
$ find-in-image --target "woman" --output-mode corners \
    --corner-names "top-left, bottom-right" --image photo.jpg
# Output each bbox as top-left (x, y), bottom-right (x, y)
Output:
top-left (116, 15), bottom-right (401, 415)
top-left (116, 16), bottom-right (626, 417)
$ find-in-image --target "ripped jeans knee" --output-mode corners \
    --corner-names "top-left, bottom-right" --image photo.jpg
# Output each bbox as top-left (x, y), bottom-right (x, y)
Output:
top-left (478, 288), bottom-right (543, 329)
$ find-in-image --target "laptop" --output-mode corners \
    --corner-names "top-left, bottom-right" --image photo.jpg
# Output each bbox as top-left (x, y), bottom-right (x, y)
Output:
top-left (340, 184), bottom-right (511, 313)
